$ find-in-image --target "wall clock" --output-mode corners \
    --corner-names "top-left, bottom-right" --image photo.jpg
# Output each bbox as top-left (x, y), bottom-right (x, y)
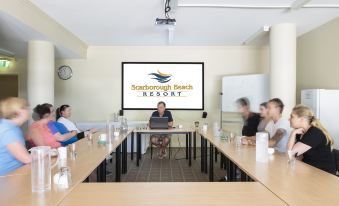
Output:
top-left (57, 65), bottom-right (72, 80)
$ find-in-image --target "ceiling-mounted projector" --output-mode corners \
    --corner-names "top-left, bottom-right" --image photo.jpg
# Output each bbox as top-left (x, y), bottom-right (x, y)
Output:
top-left (155, 18), bottom-right (176, 26)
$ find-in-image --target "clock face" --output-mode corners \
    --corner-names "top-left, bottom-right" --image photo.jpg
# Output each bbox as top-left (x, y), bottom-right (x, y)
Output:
top-left (57, 65), bottom-right (72, 80)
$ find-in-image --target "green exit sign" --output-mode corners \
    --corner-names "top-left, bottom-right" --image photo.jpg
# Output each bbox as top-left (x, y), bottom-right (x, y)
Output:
top-left (0, 60), bottom-right (10, 68)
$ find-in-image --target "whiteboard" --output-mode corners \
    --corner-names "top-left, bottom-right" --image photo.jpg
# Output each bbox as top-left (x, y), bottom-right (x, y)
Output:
top-left (222, 74), bottom-right (269, 112)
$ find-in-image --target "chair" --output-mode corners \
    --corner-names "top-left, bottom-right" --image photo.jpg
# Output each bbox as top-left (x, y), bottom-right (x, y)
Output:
top-left (332, 149), bottom-right (339, 176)
top-left (150, 136), bottom-right (171, 159)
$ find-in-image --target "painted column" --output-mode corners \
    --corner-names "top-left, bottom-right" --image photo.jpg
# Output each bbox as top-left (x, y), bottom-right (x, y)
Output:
top-left (269, 23), bottom-right (296, 116)
top-left (27, 40), bottom-right (54, 120)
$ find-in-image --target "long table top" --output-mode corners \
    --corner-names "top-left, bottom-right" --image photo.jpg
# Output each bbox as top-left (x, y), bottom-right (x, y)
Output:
top-left (134, 127), bottom-right (196, 134)
top-left (199, 130), bottom-right (339, 206)
top-left (59, 182), bottom-right (286, 206)
top-left (0, 131), bottom-right (131, 206)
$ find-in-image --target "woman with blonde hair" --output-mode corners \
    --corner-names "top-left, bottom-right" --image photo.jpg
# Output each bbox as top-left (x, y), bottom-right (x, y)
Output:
top-left (0, 97), bottom-right (31, 175)
top-left (288, 105), bottom-right (336, 174)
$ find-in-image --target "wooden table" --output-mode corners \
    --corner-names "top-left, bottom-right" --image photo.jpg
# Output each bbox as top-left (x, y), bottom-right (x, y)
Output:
top-left (134, 128), bottom-right (196, 166)
top-left (199, 130), bottom-right (339, 206)
top-left (0, 131), bottom-right (132, 206)
top-left (60, 182), bottom-right (286, 206)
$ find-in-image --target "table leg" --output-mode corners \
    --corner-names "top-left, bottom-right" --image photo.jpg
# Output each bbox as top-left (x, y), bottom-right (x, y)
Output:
top-left (220, 153), bottom-right (224, 169)
top-left (131, 132), bottom-right (134, 161)
top-left (204, 138), bottom-right (208, 173)
top-left (96, 160), bottom-right (106, 182)
top-left (116, 145), bottom-right (121, 182)
top-left (215, 149), bottom-right (218, 162)
top-left (185, 134), bottom-right (188, 159)
top-left (209, 142), bottom-right (214, 182)
top-left (193, 132), bottom-right (196, 160)
top-left (241, 171), bottom-right (247, 182)
top-left (83, 177), bottom-right (89, 183)
top-left (189, 132), bottom-right (192, 166)
top-left (226, 157), bottom-right (231, 181)
top-left (200, 136), bottom-right (205, 172)
top-left (137, 133), bottom-right (141, 166)
top-left (96, 166), bottom-right (101, 182)
top-left (122, 138), bottom-right (128, 174)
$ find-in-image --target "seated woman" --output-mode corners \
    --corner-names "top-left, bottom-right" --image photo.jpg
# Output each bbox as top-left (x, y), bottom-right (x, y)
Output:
top-left (287, 105), bottom-right (336, 174)
top-left (0, 97), bottom-right (31, 175)
top-left (150, 101), bottom-right (173, 159)
top-left (56, 104), bottom-right (96, 136)
top-left (26, 103), bottom-right (77, 148)
top-left (47, 121), bottom-right (81, 146)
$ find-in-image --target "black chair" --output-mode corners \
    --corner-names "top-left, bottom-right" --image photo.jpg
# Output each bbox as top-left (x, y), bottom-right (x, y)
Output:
top-left (332, 149), bottom-right (339, 176)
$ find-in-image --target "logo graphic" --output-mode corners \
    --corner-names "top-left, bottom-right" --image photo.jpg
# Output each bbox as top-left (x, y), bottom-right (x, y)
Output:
top-left (148, 70), bottom-right (172, 83)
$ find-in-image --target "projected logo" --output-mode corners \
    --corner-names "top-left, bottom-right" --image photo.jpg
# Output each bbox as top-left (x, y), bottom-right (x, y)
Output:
top-left (148, 70), bottom-right (172, 83)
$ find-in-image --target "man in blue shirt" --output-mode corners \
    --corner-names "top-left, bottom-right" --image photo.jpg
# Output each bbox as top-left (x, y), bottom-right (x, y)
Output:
top-left (150, 101), bottom-right (173, 159)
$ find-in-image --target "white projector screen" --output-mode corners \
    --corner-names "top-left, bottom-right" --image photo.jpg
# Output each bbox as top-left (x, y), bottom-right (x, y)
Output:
top-left (122, 62), bottom-right (204, 110)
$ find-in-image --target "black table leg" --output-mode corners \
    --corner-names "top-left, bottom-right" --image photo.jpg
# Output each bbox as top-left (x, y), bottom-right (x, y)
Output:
top-left (96, 166), bottom-right (101, 182)
top-left (83, 176), bottom-right (89, 183)
top-left (226, 157), bottom-right (231, 181)
top-left (230, 161), bottom-right (236, 182)
top-left (188, 132), bottom-right (192, 166)
top-left (215, 149), bottom-right (218, 162)
top-left (193, 132), bottom-right (196, 160)
top-left (122, 138), bottom-right (127, 174)
top-left (209, 142), bottom-right (214, 182)
top-left (116, 145), bottom-right (121, 182)
top-left (201, 135), bottom-right (204, 172)
top-left (241, 171), bottom-right (247, 182)
top-left (96, 160), bottom-right (106, 182)
top-left (136, 133), bottom-right (141, 166)
top-left (185, 134), bottom-right (188, 159)
top-left (131, 132), bottom-right (134, 161)
top-left (205, 139), bottom-right (208, 173)
top-left (220, 153), bottom-right (224, 169)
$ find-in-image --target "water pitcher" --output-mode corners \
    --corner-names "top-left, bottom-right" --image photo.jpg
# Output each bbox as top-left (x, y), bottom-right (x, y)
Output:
top-left (30, 146), bottom-right (59, 192)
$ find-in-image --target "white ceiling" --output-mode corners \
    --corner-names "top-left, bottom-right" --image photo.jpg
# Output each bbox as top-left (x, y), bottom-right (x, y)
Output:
top-left (27, 0), bottom-right (339, 46)
top-left (1, 0), bottom-right (339, 57)
top-left (0, 11), bottom-right (81, 58)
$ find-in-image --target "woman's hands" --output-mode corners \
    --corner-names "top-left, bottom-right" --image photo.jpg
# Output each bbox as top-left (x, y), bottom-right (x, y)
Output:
top-left (292, 128), bottom-right (305, 136)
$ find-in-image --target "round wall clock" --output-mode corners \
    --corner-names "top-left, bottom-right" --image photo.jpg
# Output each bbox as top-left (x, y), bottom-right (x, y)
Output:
top-left (57, 65), bottom-right (73, 80)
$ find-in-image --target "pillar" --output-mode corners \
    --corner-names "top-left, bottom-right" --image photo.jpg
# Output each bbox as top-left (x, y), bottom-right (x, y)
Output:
top-left (269, 23), bottom-right (296, 117)
top-left (27, 40), bottom-right (54, 120)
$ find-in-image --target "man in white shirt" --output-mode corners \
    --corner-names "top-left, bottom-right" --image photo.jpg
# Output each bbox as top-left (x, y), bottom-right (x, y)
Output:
top-left (265, 98), bottom-right (291, 153)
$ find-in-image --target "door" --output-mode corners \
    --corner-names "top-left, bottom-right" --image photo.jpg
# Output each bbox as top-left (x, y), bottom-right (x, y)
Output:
top-left (0, 74), bottom-right (18, 100)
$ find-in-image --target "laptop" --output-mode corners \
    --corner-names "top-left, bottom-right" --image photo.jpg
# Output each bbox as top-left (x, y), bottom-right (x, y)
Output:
top-left (149, 117), bottom-right (169, 129)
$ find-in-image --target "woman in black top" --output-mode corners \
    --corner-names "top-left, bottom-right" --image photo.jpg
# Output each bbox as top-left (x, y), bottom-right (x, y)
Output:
top-left (287, 105), bottom-right (336, 174)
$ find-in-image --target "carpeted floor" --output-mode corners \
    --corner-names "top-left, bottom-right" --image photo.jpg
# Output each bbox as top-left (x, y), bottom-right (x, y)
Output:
top-left (104, 147), bottom-right (226, 182)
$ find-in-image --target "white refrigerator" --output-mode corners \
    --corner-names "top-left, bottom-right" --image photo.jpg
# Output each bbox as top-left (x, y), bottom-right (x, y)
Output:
top-left (301, 89), bottom-right (339, 149)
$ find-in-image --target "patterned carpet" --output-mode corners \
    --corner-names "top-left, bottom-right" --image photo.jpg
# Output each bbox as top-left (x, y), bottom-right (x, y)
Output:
top-left (103, 147), bottom-right (226, 182)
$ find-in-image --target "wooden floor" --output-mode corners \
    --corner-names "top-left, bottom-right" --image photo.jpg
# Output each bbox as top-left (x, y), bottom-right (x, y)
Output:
top-left (93, 148), bottom-right (226, 182)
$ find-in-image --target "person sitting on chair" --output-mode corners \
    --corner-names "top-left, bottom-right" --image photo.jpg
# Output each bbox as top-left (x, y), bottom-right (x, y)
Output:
top-left (150, 101), bottom-right (173, 159)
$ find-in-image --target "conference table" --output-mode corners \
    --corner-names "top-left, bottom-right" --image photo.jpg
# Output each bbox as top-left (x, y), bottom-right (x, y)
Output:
top-left (199, 129), bottom-right (339, 206)
top-left (59, 182), bottom-right (286, 206)
top-left (0, 130), bottom-right (132, 206)
top-left (133, 127), bottom-right (197, 166)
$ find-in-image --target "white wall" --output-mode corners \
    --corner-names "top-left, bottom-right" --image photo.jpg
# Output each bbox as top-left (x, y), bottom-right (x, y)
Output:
top-left (297, 17), bottom-right (339, 102)
top-left (55, 46), bottom-right (269, 127)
